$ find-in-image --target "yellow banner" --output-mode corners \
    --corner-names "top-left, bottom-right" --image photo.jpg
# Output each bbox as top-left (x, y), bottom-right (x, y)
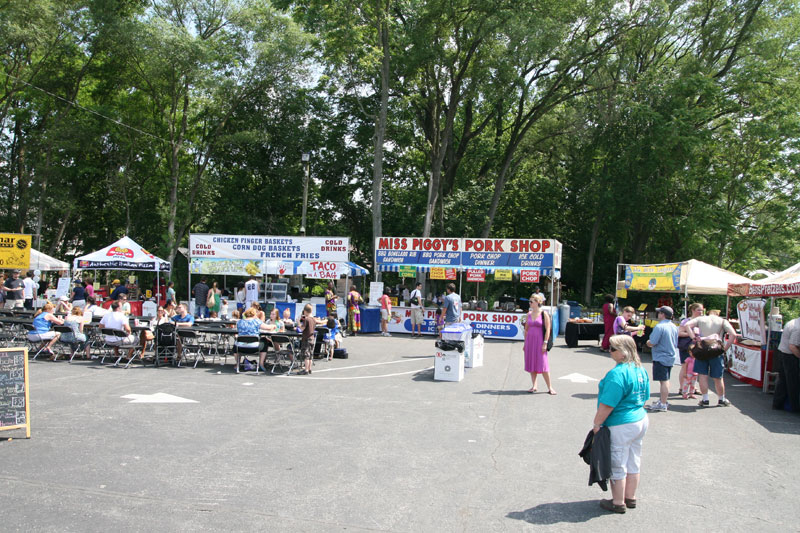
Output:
top-left (0, 234), bottom-right (31, 270)
top-left (430, 267), bottom-right (446, 280)
top-left (625, 263), bottom-right (682, 291)
top-left (616, 288), bottom-right (627, 298)
top-left (494, 269), bottom-right (512, 281)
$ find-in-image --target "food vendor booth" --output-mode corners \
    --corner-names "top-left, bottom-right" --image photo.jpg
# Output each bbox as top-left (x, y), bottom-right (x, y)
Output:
top-left (728, 262), bottom-right (800, 391)
top-left (374, 237), bottom-right (562, 340)
top-left (73, 236), bottom-right (171, 315)
top-left (188, 234), bottom-right (368, 320)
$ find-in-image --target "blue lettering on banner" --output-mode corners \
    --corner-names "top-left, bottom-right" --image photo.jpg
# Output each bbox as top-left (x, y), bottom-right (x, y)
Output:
top-left (468, 322), bottom-right (519, 338)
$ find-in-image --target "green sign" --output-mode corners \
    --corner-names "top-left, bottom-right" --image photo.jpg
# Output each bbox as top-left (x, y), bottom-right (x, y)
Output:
top-left (399, 265), bottom-right (417, 278)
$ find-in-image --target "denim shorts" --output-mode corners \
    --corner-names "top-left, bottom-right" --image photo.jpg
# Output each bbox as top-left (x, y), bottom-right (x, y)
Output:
top-left (693, 355), bottom-right (724, 378)
top-left (652, 360), bottom-right (672, 381)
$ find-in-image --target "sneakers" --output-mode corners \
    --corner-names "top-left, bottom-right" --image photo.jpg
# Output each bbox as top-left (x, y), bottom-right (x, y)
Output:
top-left (698, 399), bottom-right (710, 407)
top-left (381, 332), bottom-right (391, 337)
top-left (718, 398), bottom-right (731, 407)
top-left (645, 401), bottom-right (669, 412)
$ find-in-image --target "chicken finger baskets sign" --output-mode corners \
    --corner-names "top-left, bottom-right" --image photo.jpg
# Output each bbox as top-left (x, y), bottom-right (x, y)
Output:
top-left (0, 348), bottom-right (30, 438)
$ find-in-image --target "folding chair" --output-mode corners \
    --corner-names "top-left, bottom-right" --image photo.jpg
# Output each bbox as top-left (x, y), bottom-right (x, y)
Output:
top-left (23, 324), bottom-right (50, 360)
top-left (0, 322), bottom-right (16, 347)
top-left (99, 328), bottom-right (139, 366)
top-left (154, 323), bottom-right (178, 367)
top-left (177, 329), bottom-right (205, 368)
top-left (53, 325), bottom-right (81, 362)
top-left (235, 335), bottom-right (262, 374)
top-left (269, 334), bottom-right (298, 375)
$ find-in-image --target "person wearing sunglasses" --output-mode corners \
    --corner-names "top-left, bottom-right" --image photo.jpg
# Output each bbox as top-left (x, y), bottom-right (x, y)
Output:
top-left (593, 334), bottom-right (650, 514)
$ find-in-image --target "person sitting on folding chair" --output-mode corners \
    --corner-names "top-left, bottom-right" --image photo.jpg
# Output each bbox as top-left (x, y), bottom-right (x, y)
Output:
top-left (62, 306), bottom-right (90, 360)
top-left (99, 301), bottom-right (138, 361)
top-left (236, 307), bottom-right (273, 373)
top-left (29, 302), bottom-right (64, 358)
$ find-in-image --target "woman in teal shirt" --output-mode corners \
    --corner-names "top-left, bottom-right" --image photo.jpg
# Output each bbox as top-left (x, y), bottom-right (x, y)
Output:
top-left (592, 334), bottom-right (650, 514)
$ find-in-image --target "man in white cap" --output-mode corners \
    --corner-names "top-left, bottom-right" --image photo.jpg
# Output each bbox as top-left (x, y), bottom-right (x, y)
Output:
top-left (645, 306), bottom-right (678, 412)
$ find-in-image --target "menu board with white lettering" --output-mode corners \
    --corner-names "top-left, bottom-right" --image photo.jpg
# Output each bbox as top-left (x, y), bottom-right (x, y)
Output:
top-left (0, 347), bottom-right (30, 438)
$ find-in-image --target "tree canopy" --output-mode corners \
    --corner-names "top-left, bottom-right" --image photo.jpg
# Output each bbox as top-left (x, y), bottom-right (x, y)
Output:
top-left (2, 0), bottom-right (798, 302)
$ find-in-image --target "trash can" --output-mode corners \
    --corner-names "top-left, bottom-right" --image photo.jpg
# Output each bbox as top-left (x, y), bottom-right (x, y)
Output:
top-left (434, 347), bottom-right (465, 381)
top-left (443, 323), bottom-right (473, 364)
top-left (467, 333), bottom-right (484, 368)
top-left (567, 301), bottom-right (582, 318)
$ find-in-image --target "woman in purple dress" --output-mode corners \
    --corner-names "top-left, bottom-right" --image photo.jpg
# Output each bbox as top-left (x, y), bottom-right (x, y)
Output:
top-left (523, 294), bottom-right (555, 394)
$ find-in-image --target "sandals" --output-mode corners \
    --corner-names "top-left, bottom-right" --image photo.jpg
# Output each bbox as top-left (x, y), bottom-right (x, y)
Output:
top-left (599, 499), bottom-right (626, 514)
top-left (625, 498), bottom-right (636, 509)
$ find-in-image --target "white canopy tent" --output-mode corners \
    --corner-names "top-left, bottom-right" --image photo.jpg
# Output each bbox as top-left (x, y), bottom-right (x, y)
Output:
top-left (29, 248), bottom-right (69, 272)
top-left (73, 236), bottom-right (170, 300)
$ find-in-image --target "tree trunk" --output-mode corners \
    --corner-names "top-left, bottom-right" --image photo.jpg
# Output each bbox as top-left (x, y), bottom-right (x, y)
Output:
top-left (372, 9), bottom-right (389, 280)
top-left (583, 217), bottom-right (601, 305)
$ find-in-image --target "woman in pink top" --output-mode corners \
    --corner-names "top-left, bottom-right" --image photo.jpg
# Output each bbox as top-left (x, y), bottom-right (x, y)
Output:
top-left (602, 294), bottom-right (616, 351)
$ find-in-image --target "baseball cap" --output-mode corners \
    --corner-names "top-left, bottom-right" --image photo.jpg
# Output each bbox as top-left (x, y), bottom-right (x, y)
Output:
top-left (656, 305), bottom-right (674, 319)
top-left (12, 269), bottom-right (20, 274)
top-left (112, 279), bottom-right (120, 284)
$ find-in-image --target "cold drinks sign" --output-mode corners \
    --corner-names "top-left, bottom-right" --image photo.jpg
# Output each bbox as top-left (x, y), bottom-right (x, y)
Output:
top-left (375, 237), bottom-right (562, 271)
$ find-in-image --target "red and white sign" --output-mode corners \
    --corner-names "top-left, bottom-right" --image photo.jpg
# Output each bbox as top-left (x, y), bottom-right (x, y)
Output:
top-left (736, 299), bottom-right (766, 344)
top-left (106, 246), bottom-right (135, 259)
top-left (466, 269), bottom-right (485, 282)
top-left (296, 261), bottom-right (344, 279)
top-left (727, 342), bottom-right (764, 387)
top-left (520, 270), bottom-right (540, 283)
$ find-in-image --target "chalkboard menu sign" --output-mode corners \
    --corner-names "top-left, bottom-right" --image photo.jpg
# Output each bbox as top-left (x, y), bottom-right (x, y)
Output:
top-left (0, 348), bottom-right (30, 438)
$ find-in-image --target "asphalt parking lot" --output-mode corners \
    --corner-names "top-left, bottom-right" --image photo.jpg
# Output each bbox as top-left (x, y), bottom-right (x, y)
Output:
top-left (2, 334), bottom-right (799, 532)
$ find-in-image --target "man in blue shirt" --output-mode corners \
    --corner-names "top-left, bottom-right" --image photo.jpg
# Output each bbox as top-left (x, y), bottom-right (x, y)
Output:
top-left (645, 306), bottom-right (678, 412)
top-left (442, 283), bottom-right (462, 326)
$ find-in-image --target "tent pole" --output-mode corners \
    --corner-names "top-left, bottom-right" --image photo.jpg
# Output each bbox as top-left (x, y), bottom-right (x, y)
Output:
top-left (550, 273), bottom-right (554, 307)
top-left (763, 297), bottom-right (774, 393)
top-left (684, 285), bottom-right (688, 318)
top-left (614, 263), bottom-right (621, 308)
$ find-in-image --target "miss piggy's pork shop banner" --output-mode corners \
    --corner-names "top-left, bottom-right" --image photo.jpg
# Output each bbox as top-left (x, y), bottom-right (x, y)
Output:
top-left (375, 237), bottom-right (561, 271)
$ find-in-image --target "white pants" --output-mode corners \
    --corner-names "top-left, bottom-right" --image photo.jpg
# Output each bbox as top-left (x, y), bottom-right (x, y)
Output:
top-left (609, 415), bottom-right (649, 480)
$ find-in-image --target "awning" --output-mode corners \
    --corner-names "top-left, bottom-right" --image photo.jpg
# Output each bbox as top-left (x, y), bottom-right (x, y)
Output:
top-left (379, 264), bottom-right (560, 277)
top-left (73, 236), bottom-right (170, 272)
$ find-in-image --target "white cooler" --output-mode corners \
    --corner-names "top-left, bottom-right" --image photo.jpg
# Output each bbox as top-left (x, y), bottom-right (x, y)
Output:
top-left (467, 334), bottom-right (484, 368)
top-left (442, 323), bottom-right (473, 363)
top-left (434, 349), bottom-right (464, 381)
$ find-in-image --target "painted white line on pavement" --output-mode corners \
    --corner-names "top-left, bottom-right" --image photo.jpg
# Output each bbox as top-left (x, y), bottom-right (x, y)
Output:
top-left (311, 357), bottom-right (433, 373)
top-left (281, 366), bottom-right (434, 380)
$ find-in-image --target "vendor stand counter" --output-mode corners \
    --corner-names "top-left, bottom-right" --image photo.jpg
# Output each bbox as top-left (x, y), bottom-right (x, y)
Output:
top-left (384, 306), bottom-right (559, 341)
top-left (727, 339), bottom-right (775, 388)
top-left (564, 321), bottom-right (605, 348)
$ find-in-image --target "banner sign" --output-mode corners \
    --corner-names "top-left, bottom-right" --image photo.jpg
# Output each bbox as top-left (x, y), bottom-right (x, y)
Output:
top-left (189, 234), bottom-right (349, 262)
top-left (466, 269), bottom-right (485, 282)
top-left (374, 237), bottom-right (562, 271)
top-left (295, 261), bottom-right (350, 279)
top-left (190, 258), bottom-right (264, 276)
top-left (386, 308), bottom-right (526, 340)
top-left (727, 342), bottom-right (763, 386)
top-left (729, 282), bottom-right (800, 299)
top-left (624, 264), bottom-right (682, 291)
top-left (520, 270), bottom-right (540, 283)
top-left (460, 239), bottom-right (558, 269)
top-left (368, 282), bottom-right (383, 306)
top-left (374, 237), bottom-right (461, 266)
top-left (494, 269), bottom-right (512, 281)
top-left (0, 234), bottom-right (31, 270)
top-left (398, 265), bottom-right (417, 278)
top-left (736, 299), bottom-right (766, 344)
top-left (430, 267), bottom-right (446, 280)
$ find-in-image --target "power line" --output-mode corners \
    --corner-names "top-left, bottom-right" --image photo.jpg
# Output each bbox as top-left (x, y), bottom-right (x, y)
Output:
top-left (4, 72), bottom-right (169, 143)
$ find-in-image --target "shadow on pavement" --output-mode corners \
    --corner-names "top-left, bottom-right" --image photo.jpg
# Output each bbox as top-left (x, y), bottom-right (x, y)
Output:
top-left (571, 393), bottom-right (598, 400)
top-left (474, 389), bottom-right (532, 396)
top-left (507, 499), bottom-right (606, 524)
